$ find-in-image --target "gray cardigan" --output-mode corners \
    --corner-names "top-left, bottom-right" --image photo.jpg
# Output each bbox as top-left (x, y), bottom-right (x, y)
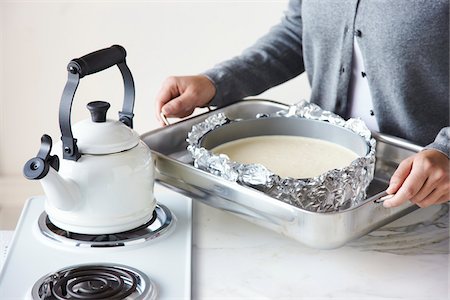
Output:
top-left (203, 0), bottom-right (449, 157)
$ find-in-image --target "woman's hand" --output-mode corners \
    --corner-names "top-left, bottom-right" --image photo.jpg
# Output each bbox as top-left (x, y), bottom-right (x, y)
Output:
top-left (155, 75), bottom-right (216, 126)
top-left (383, 149), bottom-right (450, 208)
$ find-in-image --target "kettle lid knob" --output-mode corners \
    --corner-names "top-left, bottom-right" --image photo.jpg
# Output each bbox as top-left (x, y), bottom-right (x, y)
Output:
top-left (87, 101), bottom-right (111, 123)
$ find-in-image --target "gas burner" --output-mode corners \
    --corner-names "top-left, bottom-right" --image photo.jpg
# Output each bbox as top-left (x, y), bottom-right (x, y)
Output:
top-left (38, 204), bottom-right (175, 247)
top-left (31, 264), bottom-right (156, 300)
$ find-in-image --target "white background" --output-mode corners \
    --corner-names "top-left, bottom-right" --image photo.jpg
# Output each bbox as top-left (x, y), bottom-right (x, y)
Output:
top-left (0, 0), bottom-right (311, 178)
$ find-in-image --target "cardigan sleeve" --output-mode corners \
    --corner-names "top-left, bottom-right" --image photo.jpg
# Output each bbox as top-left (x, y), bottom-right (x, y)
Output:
top-left (424, 127), bottom-right (450, 158)
top-left (203, 0), bottom-right (305, 108)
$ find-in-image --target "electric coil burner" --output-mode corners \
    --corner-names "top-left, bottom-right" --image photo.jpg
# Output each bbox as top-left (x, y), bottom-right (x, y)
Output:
top-left (31, 264), bottom-right (156, 300)
top-left (38, 204), bottom-right (175, 247)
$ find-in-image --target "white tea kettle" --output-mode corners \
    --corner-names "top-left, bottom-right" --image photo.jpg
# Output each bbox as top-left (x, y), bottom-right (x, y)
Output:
top-left (23, 45), bottom-right (156, 235)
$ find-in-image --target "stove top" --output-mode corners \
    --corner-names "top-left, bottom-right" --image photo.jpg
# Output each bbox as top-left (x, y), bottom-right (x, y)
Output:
top-left (0, 184), bottom-right (192, 300)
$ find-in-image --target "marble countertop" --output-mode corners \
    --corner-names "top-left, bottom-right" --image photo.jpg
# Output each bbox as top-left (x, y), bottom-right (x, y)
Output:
top-left (1, 177), bottom-right (448, 299)
top-left (191, 201), bottom-right (449, 300)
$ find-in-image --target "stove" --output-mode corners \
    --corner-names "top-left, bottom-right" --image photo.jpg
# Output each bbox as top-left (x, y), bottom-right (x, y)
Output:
top-left (0, 184), bottom-right (192, 299)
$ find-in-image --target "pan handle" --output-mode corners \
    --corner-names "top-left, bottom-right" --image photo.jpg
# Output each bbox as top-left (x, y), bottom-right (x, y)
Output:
top-left (373, 191), bottom-right (394, 204)
top-left (59, 45), bottom-right (135, 161)
top-left (159, 106), bottom-right (213, 126)
top-left (160, 112), bottom-right (170, 126)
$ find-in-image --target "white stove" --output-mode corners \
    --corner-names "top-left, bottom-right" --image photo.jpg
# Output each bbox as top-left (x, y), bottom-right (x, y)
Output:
top-left (0, 183), bottom-right (192, 299)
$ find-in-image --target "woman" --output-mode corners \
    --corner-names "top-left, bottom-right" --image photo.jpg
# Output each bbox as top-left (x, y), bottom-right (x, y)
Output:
top-left (155, 0), bottom-right (449, 208)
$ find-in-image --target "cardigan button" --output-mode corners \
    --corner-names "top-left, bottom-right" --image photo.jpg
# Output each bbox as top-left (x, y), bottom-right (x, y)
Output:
top-left (355, 29), bottom-right (362, 37)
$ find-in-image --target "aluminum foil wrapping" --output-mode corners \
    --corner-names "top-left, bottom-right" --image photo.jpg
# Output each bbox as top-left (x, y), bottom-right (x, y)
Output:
top-left (187, 100), bottom-right (376, 212)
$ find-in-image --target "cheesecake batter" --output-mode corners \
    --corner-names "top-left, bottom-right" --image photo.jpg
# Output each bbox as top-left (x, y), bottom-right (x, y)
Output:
top-left (211, 135), bottom-right (359, 178)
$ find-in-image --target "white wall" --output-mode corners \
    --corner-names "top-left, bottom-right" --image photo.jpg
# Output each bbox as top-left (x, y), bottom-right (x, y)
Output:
top-left (0, 0), bottom-right (311, 177)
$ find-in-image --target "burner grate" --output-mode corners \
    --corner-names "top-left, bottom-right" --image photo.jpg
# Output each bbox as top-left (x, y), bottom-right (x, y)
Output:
top-left (32, 264), bottom-right (156, 300)
top-left (38, 203), bottom-right (175, 248)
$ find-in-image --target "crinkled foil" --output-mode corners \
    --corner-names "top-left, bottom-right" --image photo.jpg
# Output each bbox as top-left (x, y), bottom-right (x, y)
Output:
top-left (187, 100), bottom-right (376, 212)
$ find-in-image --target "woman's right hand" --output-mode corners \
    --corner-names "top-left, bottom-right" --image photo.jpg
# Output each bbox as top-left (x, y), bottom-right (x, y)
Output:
top-left (155, 75), bottom-right (216, 126)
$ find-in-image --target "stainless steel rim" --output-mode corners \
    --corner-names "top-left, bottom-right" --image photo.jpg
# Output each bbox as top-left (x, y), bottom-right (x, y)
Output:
top-left (38, 203), bottom-right (175, 248)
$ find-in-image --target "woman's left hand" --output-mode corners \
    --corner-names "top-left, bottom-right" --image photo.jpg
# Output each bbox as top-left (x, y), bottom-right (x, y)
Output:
top-left (383, 149), bottom-right (449, 208)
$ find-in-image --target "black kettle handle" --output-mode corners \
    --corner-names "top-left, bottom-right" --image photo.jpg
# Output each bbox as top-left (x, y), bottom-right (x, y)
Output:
top-left (59, 45), bottom-right (135, 161)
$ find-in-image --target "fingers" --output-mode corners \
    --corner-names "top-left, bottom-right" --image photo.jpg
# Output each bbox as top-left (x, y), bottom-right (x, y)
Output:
top-left (383, 161), bottom-right (428, 208)
top-left (154, 75), bottom-right (216, 126)
top-left (409, 166), bottom-right (443, 204)
top-left (386, 156), bottom-right (414, 194)
top-left (162, 92), bottom-right (196, 118)
top-left (155, 77), bottom-right (180, 126)
top-left (409, 178), bottom-right (436, 203)
top-left (414, 169), bottom-right (450, 208)
top-left (415, 188), bottom-right (445, 208)
top-left (383, 150), bottom-right (450, 209)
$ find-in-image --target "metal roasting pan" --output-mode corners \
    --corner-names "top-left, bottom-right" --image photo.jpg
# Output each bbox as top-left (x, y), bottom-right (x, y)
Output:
top-left (142, 99), bottom-right (421, 249)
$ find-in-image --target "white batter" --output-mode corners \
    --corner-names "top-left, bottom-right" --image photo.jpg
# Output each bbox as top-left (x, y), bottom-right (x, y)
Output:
top-left (212, 135), bottom-right (359, 179)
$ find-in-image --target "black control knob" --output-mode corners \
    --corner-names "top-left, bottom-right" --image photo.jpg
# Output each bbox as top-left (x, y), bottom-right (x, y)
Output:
top-left (87, 101), bottom-right (111, 123)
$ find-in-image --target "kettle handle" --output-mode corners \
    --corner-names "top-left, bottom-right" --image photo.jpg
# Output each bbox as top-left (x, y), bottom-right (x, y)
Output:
top-left (59, 45), bottom-right (135, 161)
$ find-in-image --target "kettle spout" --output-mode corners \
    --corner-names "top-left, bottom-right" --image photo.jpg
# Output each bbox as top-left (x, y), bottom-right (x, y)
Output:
top-left (23, 134), bottom-right (79, 211)
top-left (39, 168), bottom-right (79, 211)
